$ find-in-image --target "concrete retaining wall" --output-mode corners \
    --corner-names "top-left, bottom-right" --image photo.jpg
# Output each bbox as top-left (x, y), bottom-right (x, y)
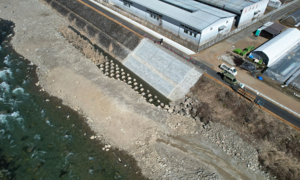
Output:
top-left (41, 0), bottom-right (142, 61)
top-left (41, 0), bottom-right (202, 99)
top-left (93, 0), bottom-right (199, 52)
top-left (95, 0), bottom-right (299, 53)
top-left (123, 39), bottom-right (203, 101)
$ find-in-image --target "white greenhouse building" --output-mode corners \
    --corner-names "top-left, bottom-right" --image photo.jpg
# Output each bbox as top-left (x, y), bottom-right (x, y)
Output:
top-left (108, 0), bottom-right (236, 46)
top-left (250, 28), bottom-right (300, 67)
top-left (250, 28), bottom-right (300, 85)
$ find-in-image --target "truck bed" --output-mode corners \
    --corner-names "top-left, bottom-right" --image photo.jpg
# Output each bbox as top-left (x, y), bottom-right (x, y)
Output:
top-left (220, 63), bottom-right (230, 71)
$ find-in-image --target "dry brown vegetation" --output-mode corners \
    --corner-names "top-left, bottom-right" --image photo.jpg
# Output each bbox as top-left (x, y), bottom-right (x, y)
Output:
top-left (59, 26), bottom-right (105, 65)
top-left (189, 75), bottom-right (300, 180)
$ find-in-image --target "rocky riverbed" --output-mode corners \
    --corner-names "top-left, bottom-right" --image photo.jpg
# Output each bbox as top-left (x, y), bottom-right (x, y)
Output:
top-left (168, 96), bottom-right (266, 176)
top-left (0, 0), bottom-right (269, 179)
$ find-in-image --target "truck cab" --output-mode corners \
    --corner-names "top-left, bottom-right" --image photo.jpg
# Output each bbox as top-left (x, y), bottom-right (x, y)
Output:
top-left (229, 67), bottom-right (237, 76)
top-left (222, 71), bottom-right (237, 86)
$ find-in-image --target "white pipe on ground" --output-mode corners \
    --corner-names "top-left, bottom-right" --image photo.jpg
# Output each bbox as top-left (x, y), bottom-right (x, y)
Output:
top-left (88, 0), bottom-right (195, 55)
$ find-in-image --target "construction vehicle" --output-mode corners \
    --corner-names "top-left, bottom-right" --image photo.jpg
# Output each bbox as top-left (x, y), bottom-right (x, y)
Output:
top-left (219, 63), bottom-right (237, 76)
top-left (222, 71), bottom-right (237, 86)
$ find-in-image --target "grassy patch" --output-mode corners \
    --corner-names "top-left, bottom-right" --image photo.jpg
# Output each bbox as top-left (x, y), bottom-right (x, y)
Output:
top-left (189, 75), bottom-right (300, 180)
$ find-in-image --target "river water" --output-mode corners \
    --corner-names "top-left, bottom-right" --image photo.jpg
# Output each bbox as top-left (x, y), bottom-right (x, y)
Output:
top-left (0, 19), bottom-right (146, 180)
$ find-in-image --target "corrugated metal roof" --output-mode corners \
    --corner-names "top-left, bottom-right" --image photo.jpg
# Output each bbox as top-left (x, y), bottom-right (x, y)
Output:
top-left (160, 0), bottom-right (199, 12)
top-left (253, 28), bottom-right (300, 67)
top-left (264, 42), bottom-right (300, 83)
top-left (128, 0), bottom-right (235, 31)
top-left (263, 22), bottom-right (286, 35)
top-left (194, 0), bottom-right (264, 14)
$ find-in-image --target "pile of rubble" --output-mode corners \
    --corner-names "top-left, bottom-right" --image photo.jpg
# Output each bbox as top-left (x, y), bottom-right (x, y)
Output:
top-left (166, 96), bottom-right (269, 178)
top-left (168, 97), bottom-right (200, 120)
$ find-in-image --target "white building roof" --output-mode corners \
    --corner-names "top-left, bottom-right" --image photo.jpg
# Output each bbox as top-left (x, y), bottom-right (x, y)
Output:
top-left (194, 0), bottom-right (265, 14)
top-left (129, 0), bottom-right (235, 31)
top-left (253, 28), bottom-right (300, 67)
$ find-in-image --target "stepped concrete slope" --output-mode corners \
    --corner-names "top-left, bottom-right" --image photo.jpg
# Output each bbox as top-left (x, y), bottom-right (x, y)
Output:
top-left (43, 0), bottom-right (142, 60)
top-left (123, 39), bottom-right (203, 101)
top-left (43, 0), bottom-right (202, 100)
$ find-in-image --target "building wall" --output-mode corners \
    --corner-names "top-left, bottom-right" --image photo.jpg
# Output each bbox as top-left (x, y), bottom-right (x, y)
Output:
top-left (268, 0), bottom-right (282, 8)
top-left (200, 16), bottom-right (234, 45)
top-left (161, 20), bottom-right (179, 35)
top-left (123, 38), bottom-right (203, 101)
top-left (110, 0), bottom-right (162, 26)
top-left (238, 0), bottom-right (269, 27)
top-left (157, 15), bottom-right (201, 45)
top-left (178, 27), bottom-right (201, 45)
top-left (108, 0), bottom-right (234, 46)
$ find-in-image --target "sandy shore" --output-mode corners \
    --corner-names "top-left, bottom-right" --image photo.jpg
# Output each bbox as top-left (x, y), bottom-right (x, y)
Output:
top-left (0, 0), bottom-right (268, 179)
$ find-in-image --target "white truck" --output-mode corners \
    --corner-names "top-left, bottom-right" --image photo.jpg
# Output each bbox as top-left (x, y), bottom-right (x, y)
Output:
top-left (219, 63), bottom-right (237, 76)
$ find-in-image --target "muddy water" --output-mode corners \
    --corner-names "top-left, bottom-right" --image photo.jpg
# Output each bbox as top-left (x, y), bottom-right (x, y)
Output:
top-left (0, 18), bottom-right (146, 180)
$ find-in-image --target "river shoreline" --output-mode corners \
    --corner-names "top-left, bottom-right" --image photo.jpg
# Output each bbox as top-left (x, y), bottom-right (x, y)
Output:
top-left (0, 18), bottom-right (147, 179)
top-left (0, 0), bottom-right (269, 179)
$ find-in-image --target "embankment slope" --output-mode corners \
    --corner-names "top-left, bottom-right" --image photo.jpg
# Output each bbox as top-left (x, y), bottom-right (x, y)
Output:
top-left (0, 0), bottom-right (268, 179)
top-left (44, 0), bottom-right (142, 60)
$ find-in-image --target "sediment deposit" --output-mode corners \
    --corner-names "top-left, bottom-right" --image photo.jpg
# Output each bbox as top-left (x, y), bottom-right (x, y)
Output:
top-left (0, 0), bottom-right (271, 179)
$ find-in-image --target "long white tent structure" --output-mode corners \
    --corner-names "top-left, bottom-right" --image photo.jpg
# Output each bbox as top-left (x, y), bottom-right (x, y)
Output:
top-left (250, 28), bottom-right (300, 67)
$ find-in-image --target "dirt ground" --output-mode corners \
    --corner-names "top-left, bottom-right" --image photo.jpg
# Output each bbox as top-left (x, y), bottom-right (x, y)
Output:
top-left (0, 0), bottom-right (271, 179)
top-left (193, 35), bottom-right (268, 71)
top-left (193, 27), bottom-right (300, 116)
top-left (184, 75), bottom-right (300, 180)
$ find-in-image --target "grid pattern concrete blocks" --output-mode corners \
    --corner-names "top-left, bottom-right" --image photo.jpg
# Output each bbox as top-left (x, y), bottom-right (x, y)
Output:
top-left (124, 39), bottom-right (203, 101)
